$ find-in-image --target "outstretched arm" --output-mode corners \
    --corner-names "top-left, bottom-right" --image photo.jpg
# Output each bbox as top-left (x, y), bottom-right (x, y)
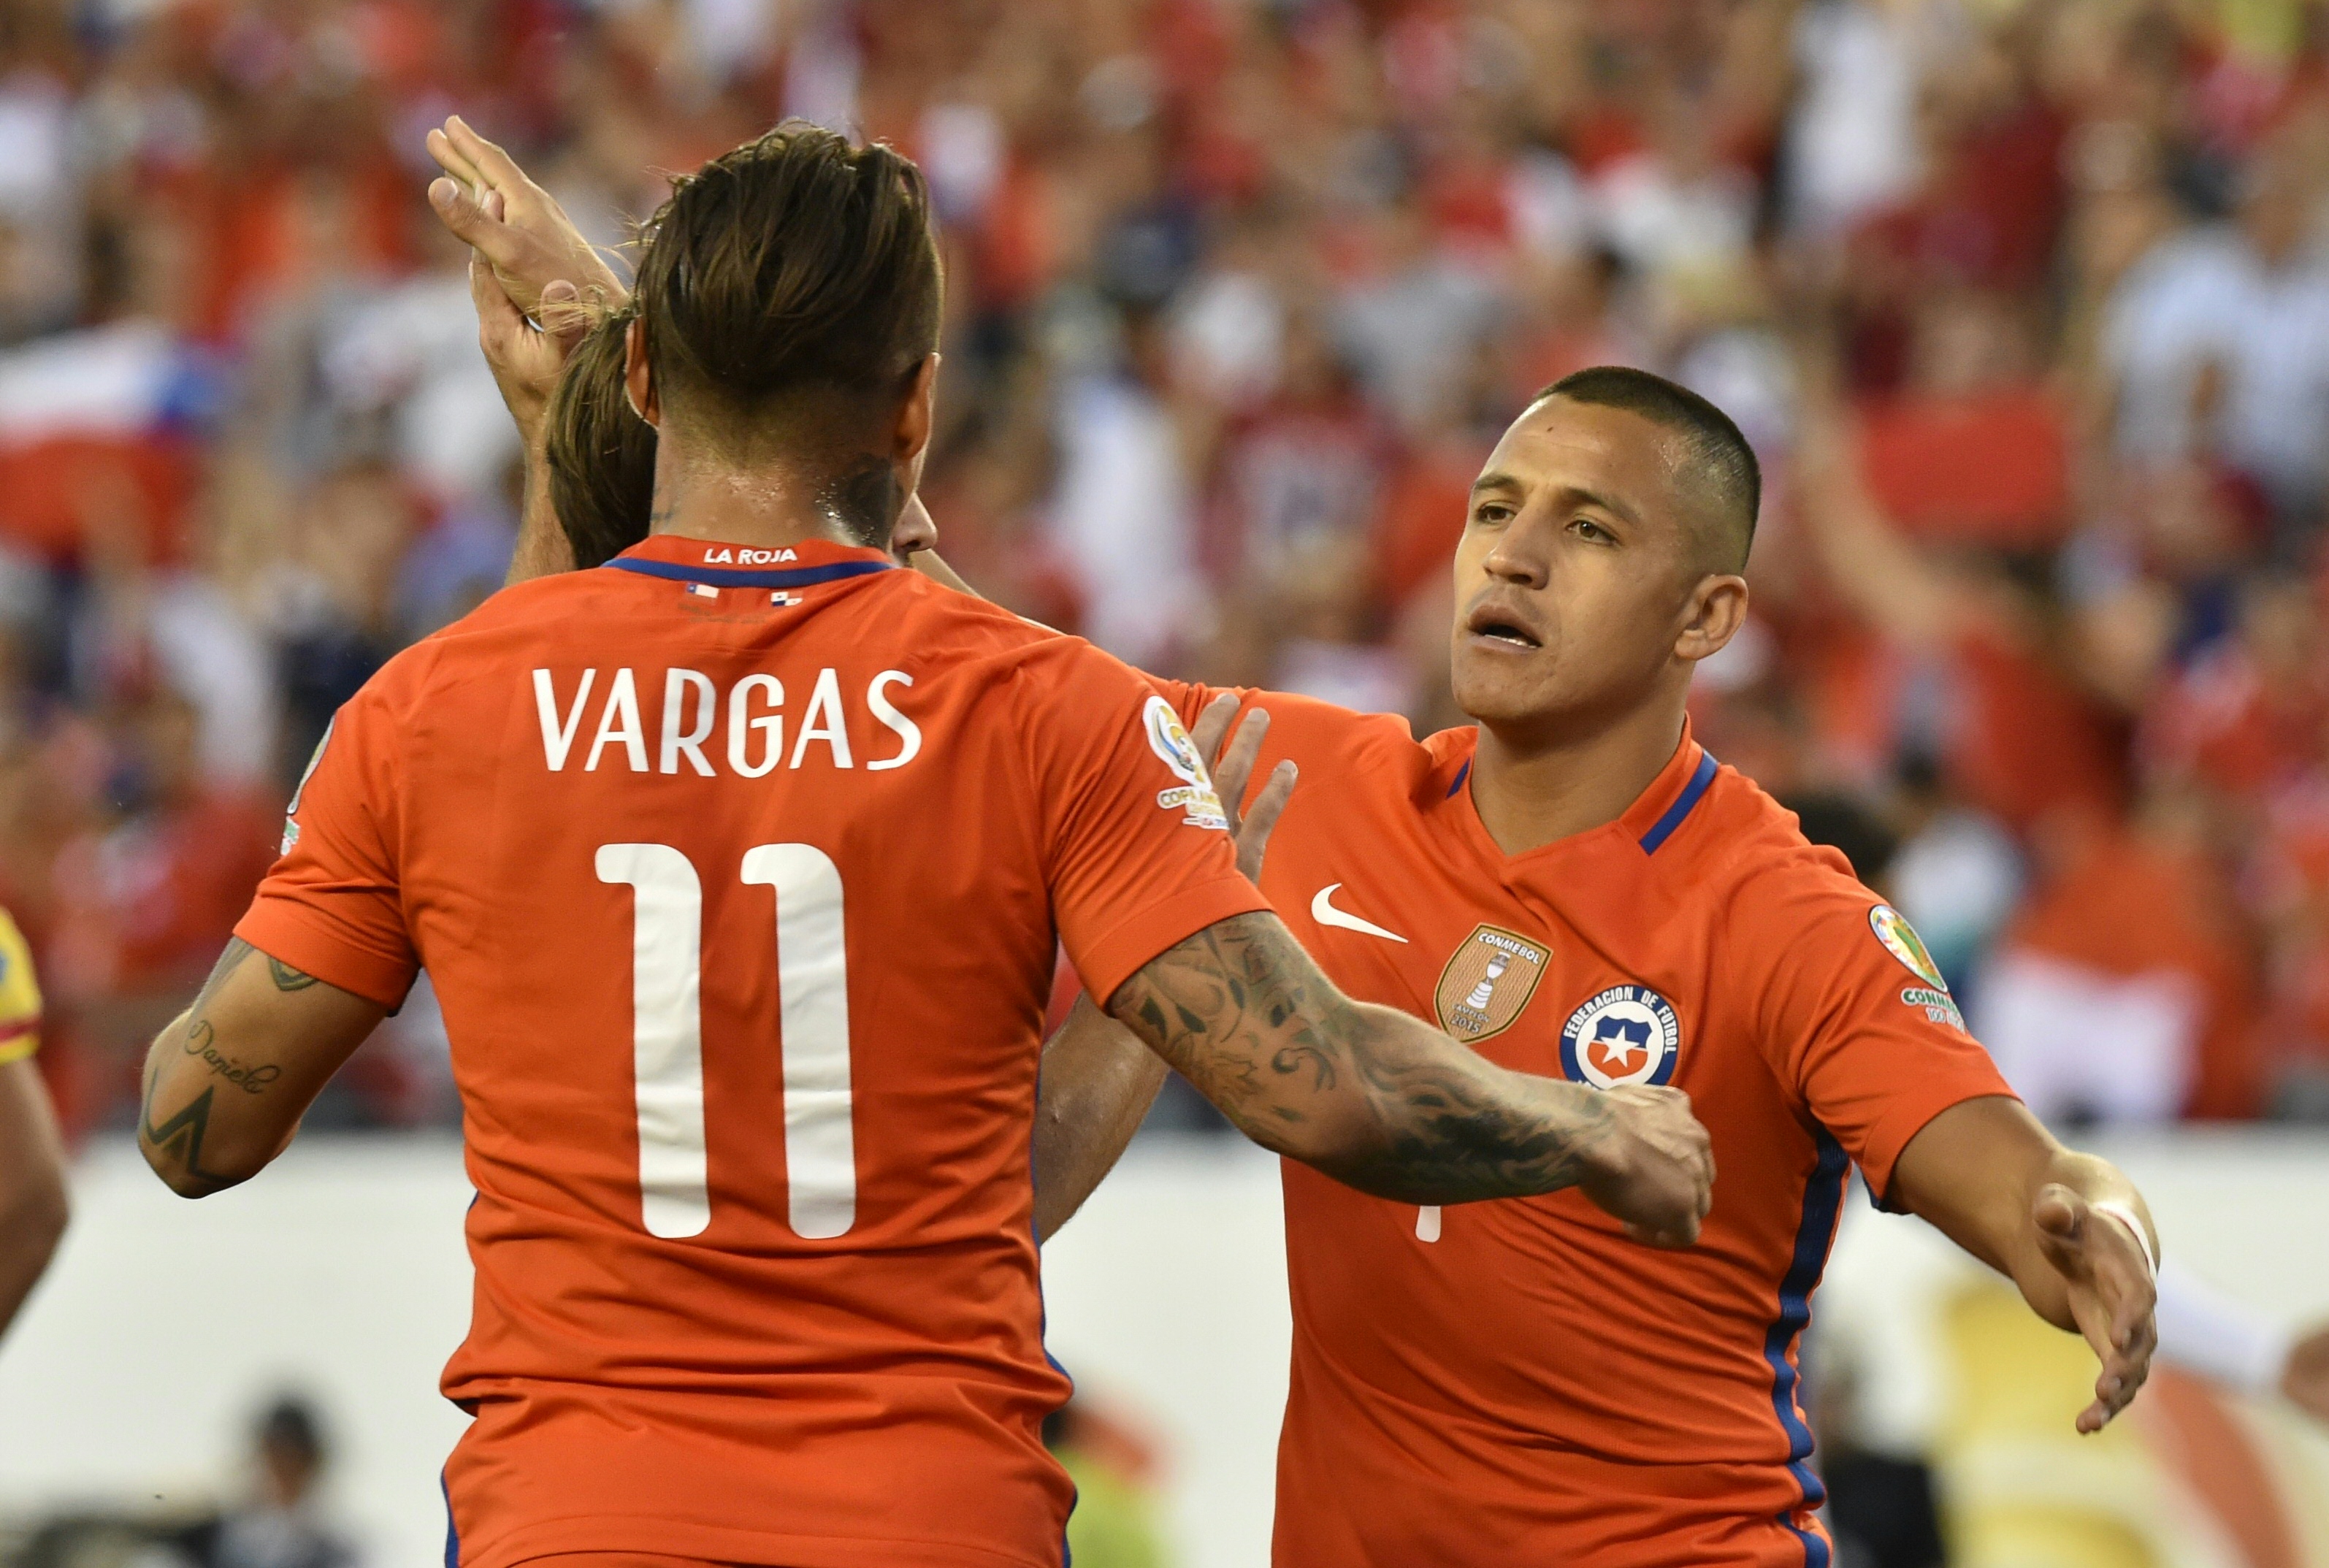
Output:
top-left (137, 940), bottom-right (386, 1198)
top-left (1033, 994), bottom-right (1168, 1241)
top-left (1890, 1095), bottom-right (2159, 1431)
top-left (1105, 913), bottom-right (1714, 1238)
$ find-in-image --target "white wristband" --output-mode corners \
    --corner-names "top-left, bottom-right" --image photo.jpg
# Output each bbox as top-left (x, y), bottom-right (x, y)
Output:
top-left (2091, 1200), bottom-right (2158, 1278)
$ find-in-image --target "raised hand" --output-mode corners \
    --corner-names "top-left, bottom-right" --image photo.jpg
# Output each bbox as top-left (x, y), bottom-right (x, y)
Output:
top-left (2031, 1184), bottom-right (2159, 1432)
top-left (1574, 1084), bottom-right (1714, 1248)
top-left (1188, 692), bottom-right (1297, 885)
top-left (426, 115), bottom-right (627, 320)
top-left (464, 224), bottom-right (592, 443)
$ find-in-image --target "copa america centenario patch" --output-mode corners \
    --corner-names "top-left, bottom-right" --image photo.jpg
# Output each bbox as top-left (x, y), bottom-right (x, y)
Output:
top-left (1141, 695), bottom-right (1228, 830)
top-left (1868, 903), bottom-right (1948, 990)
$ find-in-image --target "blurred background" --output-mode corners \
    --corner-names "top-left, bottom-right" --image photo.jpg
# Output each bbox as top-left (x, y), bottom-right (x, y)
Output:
top-left (0, 0), bottom-right (2326, 1562)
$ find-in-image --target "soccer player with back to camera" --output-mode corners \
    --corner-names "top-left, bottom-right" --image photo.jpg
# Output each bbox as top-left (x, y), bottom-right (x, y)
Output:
top-left (133, 123), bottom-right (1716, 1568)
top-left (435, 119), bottom-right (2174, 1567)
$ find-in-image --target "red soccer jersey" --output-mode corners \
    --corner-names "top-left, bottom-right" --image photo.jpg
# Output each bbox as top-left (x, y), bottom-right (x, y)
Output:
top-left (1163, 686), bottom-right (2013, 1567)
top-left (237, 536), bottom-right (1271, 1568)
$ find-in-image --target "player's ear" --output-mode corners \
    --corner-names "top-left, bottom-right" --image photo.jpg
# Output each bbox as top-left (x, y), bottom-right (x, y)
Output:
top-left (1674, 573), bottom-right (1748, 665)
top-left (623, 316), bottom-right (660, 429)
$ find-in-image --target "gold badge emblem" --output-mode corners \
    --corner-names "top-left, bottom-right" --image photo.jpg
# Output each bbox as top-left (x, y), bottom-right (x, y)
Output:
top-left (1433, 925), bottom-right (1549, 1042)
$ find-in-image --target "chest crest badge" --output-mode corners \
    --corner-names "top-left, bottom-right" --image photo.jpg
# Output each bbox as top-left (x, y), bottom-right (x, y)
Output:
top-left (1433, 925), bottom-right (1549, 1042)
top-left (1559, 986), bottom-right (1683, 1089)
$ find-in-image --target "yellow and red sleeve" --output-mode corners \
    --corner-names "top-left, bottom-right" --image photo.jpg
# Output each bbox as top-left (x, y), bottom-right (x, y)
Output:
top-left (0, 908), bottom-right (43, 1064)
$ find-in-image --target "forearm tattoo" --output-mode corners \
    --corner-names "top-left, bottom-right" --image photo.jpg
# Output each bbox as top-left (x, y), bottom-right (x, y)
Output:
top-left (1108, 913), bottom-right (1610, 1203)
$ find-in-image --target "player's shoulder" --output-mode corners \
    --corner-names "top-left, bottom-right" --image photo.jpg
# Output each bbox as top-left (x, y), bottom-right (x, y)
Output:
top-left (1684, 765), bottom-right (1881, 925)
top-left (1227, 687), bottom-right (1448, 787)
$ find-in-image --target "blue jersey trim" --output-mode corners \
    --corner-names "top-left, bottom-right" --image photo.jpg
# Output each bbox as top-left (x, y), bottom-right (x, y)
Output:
top-left (1445, 759), bottom-right (1471, 799)
top-left (604, 557), bottom-right (894, 590)
top-left (442, 1469), bottom-right (459, 1568)
top-left (1764, 1127), bottom-right (1848, 1565)
top-left (1638, 749), bottom-right (1718, 854)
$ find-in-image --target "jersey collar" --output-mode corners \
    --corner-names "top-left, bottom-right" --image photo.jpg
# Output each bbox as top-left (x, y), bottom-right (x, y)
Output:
top-left (603, 535), bottom-right (896, 590)
top-left (1626, 722), bottom-right (1719, 855)
top-left (1448, 719), bottom-right (1717, 865)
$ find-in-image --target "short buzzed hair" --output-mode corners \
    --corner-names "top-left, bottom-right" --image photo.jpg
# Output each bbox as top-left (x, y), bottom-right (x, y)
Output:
top-left (1532, 366), bottom-right (1759, 573)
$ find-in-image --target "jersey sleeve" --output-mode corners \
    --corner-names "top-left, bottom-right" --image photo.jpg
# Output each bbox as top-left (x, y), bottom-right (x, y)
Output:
top-left (0, 909), bottom-right (42, 1064)
top-left (1148, 677), bottom-right (1237, 734)
top-left (234, 684), bottom-right (420, 1009)
top-left (1020, 648), bottom-right (1274, 1006)
top-left (1745, 861), bottom-right (2016, 1204)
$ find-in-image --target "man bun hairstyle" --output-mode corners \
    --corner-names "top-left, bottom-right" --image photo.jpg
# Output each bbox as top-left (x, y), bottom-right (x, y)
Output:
top-left (632, 121), bottom-right (942, 450)
top-left (546, 305), bottom-right (656, 568)
top-left (1535, 366), bottom-right (1760, 572)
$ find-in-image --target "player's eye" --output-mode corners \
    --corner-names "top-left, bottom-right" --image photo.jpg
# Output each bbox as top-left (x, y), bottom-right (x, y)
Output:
top-left (1472, 501), bottom-right (1515, 526)
top-left (1571, 516), bottom-right (1615, 543)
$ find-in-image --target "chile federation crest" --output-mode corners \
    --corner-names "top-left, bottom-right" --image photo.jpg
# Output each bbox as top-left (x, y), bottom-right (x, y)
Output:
top-left (1559, 985), bottom-right (1682, 1089)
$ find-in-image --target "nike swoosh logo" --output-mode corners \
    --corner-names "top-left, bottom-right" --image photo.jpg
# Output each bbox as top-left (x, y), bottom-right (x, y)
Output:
top-left (1310, 884), bottom-right (1409, 944)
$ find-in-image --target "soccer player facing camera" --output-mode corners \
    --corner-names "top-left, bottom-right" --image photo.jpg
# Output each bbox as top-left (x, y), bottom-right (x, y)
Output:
top-left (134, 125), bottom-right (1714, 1568)
top-left (437, 123), bottom-right (2159, 1567)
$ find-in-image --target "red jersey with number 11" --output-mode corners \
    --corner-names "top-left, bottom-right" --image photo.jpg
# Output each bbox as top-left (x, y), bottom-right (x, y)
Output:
top-left (235, 536), bottom-right (1270, 1568)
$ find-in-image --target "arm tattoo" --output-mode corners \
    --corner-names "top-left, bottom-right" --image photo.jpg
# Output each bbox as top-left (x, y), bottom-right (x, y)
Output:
top-left (194, 938), bottom-right (315, 994)
top-left (267, 956), bottom-right (318, 992)
top-left (179, 1018), bottom-right (282, 1093)
top-left (189, 938), bottom-right (256, 1014)
top-left (139, 938), bottom-right (303, 1193)
top-left (138, 1049), bottom-right (239, 1198)
top-left (1107, 914), bottom-right (1611, 1204)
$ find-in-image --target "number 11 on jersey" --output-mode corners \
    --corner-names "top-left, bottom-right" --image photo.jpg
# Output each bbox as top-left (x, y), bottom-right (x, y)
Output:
top-left (597, 842), bottom-right (857, 1242)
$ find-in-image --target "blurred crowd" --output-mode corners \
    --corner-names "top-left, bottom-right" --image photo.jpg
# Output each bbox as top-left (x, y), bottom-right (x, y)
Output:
top-left (3, 0), bottom-right (2329, 1136)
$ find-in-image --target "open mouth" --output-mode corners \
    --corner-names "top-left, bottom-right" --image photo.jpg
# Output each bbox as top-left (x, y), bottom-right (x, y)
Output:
top-left (1464, 604), bottom-right (1543, 650)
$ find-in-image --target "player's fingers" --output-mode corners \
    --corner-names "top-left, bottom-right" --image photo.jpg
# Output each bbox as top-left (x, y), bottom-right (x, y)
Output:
top-left (2032, 1184), bottom-right (2092, 1279)
top-left (426, 126), bottom-right (485, 191)
top-left (1212, 708), bottom-right (1273, 822)
top-left (2108, 1269), bottom-right (2157, 1355)
top-left (1189, 693), bottom-right (1239, 781)
top-left (446, 114), bottom-right (536, 198)
top-left (428, 175), bottom-right (485, 237)
top-left (538, 278), bottom-right (591, 351)
top-left (1234, 761), bottom-right (1297, 884)
top-left (467, 248), bottom-right (525, 336)
top-left (2067, 1282), bottom-right (2143, 1429)
top-left (430, 177), bottom-right (524, 271)
top-left (1623, 1221), bottom-right (1694, 1250)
